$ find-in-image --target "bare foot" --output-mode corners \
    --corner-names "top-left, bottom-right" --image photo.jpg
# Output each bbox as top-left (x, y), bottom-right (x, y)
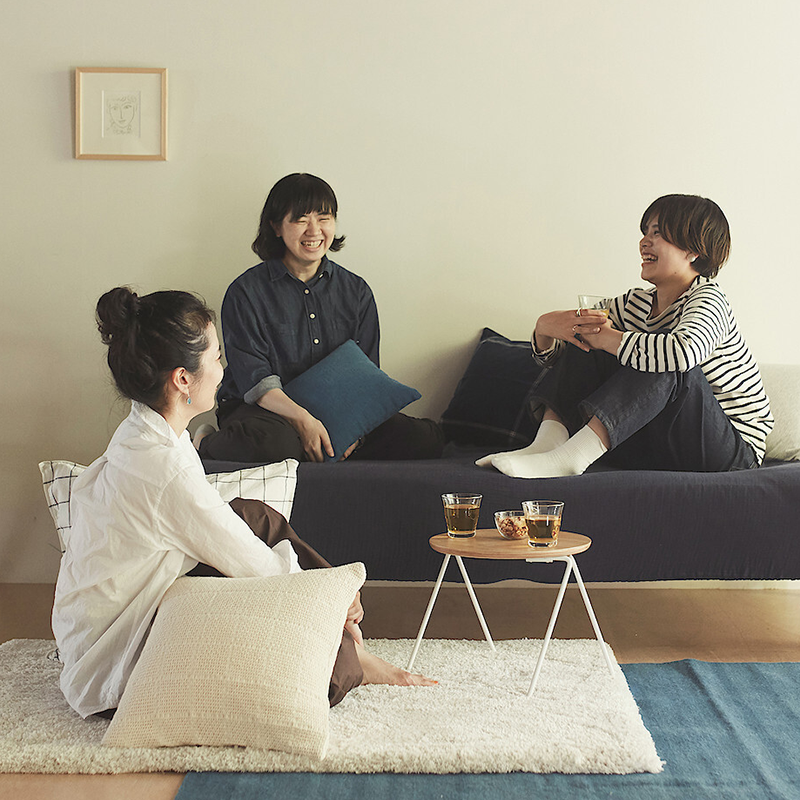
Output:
top-left (355, 642), bottom-right (437, 687)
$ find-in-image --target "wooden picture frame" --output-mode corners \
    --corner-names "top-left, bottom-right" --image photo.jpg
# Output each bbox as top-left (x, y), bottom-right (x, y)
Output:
top-left (75, 68), bottom-right (167, 160)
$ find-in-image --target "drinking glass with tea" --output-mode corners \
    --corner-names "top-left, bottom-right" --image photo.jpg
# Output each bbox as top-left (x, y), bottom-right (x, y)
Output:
top-left (441, 493), bottom-right (482, 538)
top-left (577, 294), bottom-right (611, 318)
top-left (522, 500), bottom-right (564, 547)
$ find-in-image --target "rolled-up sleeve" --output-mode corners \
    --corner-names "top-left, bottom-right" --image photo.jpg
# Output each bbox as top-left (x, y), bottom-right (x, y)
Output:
top-left (221, 282), bottom-right (283, 403)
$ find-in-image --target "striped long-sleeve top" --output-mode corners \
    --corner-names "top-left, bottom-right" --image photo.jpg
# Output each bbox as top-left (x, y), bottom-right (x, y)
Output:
top-left (536, 277), bottom-right (773, 463)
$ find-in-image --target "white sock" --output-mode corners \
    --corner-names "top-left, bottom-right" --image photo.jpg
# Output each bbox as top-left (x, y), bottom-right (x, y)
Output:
top-left (475, 420), bottom-right (569, 468)
top-left (491, 425), bottom-right (608, 478)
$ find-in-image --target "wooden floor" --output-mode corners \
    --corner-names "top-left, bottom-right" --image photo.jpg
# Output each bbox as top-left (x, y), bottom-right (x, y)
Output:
top-left (2, 580), bottom-right (799, 800)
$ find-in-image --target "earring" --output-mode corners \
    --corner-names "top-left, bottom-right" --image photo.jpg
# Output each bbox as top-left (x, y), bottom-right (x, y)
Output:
top-left (187, 395), bottom-right (192, 405)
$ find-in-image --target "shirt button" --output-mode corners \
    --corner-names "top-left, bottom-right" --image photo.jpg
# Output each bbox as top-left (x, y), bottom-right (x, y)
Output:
top-left (309, 313), bottom-right (316, 319)
top-left (304, 289), bottom-right (310, 294)
top-left (313, 338), bottom-right (320, 345)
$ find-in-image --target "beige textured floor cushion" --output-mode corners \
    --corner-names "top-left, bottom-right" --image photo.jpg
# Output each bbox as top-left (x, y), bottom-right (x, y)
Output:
top-left (102, 562), bottom-right (366, 759)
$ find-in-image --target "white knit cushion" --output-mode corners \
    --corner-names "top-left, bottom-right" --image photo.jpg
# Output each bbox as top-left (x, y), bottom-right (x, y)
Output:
top-left (760, 364), bottom-right (800, 461)
top-left (102, 562), bottom-right (366, 758)
top-left (39, 460), bottom-right (299, 551)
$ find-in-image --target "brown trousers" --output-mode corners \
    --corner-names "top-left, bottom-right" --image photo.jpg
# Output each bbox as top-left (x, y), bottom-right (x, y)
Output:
top-left (187, 497), bottom-right (364, 706)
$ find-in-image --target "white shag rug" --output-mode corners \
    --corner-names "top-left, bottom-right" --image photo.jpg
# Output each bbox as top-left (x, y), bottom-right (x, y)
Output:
top-left (0, 638), bottom-right (662, 775)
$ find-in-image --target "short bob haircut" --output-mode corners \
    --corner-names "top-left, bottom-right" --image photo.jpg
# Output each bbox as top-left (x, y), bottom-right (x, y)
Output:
top-left (252, 173), bottom-right (346, 262)
top-left (640, 194), bottom-right (731, 279)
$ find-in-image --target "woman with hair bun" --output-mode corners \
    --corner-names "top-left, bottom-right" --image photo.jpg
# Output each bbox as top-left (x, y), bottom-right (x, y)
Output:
top-left (477, 194), bottom-right (773, 477)
top-left (52, 287), bottom-right (434, 720)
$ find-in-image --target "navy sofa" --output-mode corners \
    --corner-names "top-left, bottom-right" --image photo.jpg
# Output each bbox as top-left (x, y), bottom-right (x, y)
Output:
top-left (204, 453), bottom-right (800, 584)
top-left (203, 330), bottom-right (800, 583)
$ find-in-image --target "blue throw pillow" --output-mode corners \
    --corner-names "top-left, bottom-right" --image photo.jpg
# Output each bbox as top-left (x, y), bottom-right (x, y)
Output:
top-left (441, 328), bottom-right (542, 447)
top-left (283, 340), bottom-right (421, 462)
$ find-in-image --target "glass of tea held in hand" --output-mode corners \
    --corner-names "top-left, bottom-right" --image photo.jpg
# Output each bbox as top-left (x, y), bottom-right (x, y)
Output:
top-left (442, 493), bottom-right (482, 538)
top-left (522, 500), bottom-right (564, 548)
top-left (577, 295), bottom-right (611, 318)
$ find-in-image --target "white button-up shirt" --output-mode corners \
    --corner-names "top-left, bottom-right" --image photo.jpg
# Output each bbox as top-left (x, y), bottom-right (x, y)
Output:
top-left (52, 402), bottom-right (300, 717)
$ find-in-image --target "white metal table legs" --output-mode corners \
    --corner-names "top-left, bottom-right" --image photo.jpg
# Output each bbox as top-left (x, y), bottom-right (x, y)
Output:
top-left (406, 552), bottom-right (616, 695)
top-left (406, 554), bottom-right (495, 671)
top-left (525, 554), bottom-right (616, 695)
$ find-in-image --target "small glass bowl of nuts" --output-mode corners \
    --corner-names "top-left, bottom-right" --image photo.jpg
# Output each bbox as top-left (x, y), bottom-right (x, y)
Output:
top-left (494, 510), bottom-right (528, 539)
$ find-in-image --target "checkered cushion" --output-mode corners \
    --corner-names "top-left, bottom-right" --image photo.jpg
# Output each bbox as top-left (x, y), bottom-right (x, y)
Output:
top-left (38, 460), bottom-right (83, 553)
top-left (204, 461), bottom-right (298, 513)
top-left (39, 460), bottom-right (299, 551)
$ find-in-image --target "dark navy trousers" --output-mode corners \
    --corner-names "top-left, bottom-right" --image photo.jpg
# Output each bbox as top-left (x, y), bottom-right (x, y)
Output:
top-left (529, 347), bottom-right (757, 472)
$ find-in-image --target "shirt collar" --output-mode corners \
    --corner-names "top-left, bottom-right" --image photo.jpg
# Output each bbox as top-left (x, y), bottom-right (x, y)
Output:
top-left (648, 275), bottom-right (707, 299)
top-left (679, 274), bottom-right (706, 299)
top-left (264, 255), bottom-right (335, 284)
top-left (129, 401), bottom-right (186, 447)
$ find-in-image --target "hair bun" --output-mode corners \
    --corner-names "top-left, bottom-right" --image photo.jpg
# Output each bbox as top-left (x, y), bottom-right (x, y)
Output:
top-left (94, 286), bottom-right (215, 411)
top-left (96, 286), bottom-right (140, 345)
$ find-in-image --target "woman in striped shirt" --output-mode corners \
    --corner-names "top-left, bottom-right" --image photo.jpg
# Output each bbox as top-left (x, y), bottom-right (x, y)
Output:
top-left (477, 194), bottom-right (772, 478)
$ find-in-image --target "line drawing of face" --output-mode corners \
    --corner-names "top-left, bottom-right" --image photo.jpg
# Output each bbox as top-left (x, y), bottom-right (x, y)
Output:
top-left (104, 93), bottom-right (139, 136)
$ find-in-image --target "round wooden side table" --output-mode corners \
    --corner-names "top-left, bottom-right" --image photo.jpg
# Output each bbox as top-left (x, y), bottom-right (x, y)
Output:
top-left (406, 528), bottom-right (616, 695)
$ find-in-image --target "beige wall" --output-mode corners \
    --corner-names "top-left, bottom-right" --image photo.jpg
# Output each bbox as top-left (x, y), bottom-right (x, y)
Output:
top-left (2, 0), bottom-right (799, 582)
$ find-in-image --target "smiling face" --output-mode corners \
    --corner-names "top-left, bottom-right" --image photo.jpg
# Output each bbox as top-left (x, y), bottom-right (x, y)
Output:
top-left (639, 216), bottom-right (699, 291)
top-left (189, 324), bottom-right (224, 415)
top-left (272, 210), bottom-right (336, 277)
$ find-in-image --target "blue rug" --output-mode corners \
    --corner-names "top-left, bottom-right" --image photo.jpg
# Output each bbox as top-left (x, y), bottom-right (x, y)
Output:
top-left (176, 660), bottom-right (800, 800)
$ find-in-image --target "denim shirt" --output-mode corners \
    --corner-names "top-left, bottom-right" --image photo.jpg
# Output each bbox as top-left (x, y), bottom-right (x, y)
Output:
top-left (218, 256), bottom-right (380, 406)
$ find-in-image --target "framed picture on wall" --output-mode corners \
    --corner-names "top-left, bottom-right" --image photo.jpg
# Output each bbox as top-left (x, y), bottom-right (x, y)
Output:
top-left (74, 67), bottom-right (167, 160)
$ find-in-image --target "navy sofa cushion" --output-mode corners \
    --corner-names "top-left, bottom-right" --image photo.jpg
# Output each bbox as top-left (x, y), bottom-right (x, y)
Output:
top-left (441, 328), bottom-right (543, 448)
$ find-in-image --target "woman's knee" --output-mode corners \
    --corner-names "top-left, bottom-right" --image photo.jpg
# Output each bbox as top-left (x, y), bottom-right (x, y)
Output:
top-left (353, 414), bottom-right (444, 460)
top-left (201, 413), bottom-right (304, 463)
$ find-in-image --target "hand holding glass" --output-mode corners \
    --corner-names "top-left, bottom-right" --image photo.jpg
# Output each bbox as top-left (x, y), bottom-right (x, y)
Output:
top-left (442, 493), bottom-right (482, 538)
top-left (577, 295), bottom-right (611, 318)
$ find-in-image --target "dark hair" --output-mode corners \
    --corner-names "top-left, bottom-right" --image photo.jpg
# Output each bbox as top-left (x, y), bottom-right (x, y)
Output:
top-left (640, 194), bottom-right (731, 278)
top-left (96, 287), bottom-right (215, 412)
top-left (252, 173), bottom-right (346, 261)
